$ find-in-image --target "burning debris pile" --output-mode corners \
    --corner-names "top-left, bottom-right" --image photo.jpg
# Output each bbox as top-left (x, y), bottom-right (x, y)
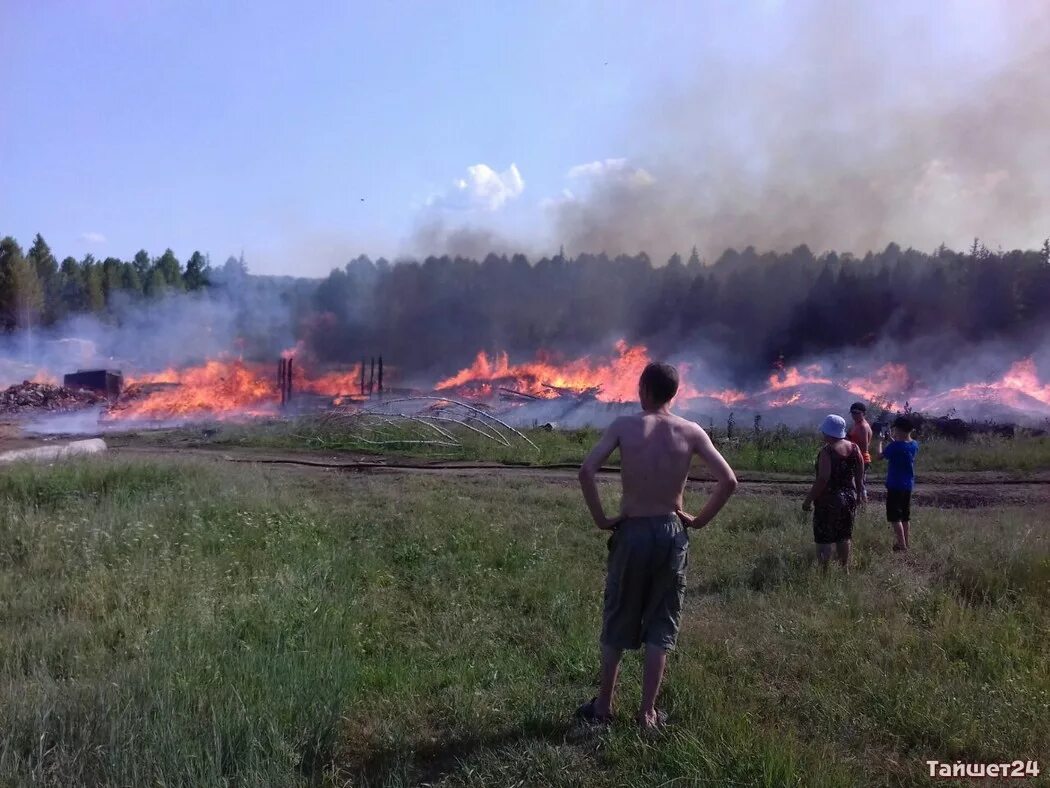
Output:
top-left (106, 360), bottom-right (279, 421)
top-left (435, 340), bottom-right (650, 403)
top-left (0, 381), bottom-right (106, 414)
top-left (6, 336), bottom-right (1050, 432)
top-left (432, 342), bottom-right (1050, 428)
top-left (98, 357), bottom-right (373, 423)
top-left (497, 383), bottom-right (602, 403)
top-left (1, 356), bottom-right (372, 425)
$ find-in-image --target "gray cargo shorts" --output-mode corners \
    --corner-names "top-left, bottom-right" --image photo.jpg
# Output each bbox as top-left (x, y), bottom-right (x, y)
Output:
top-left (601, 514), bottom-right (689, 652)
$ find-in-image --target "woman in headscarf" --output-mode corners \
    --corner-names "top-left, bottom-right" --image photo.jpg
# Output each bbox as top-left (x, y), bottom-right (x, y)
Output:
top-left (803, 414), bottom-right (866, 572)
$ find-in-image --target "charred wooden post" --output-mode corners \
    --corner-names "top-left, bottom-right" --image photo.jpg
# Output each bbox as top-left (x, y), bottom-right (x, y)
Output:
top-left (277, 358), bottom-right (294, 408)
top-left (378, 356), bottom-right (383, 394)
top-left (286, 356), bottom-right (293, 405)
top-left (369, 357), bottom-right (376, 395)
top-left (360, 359), bottom-right (366, 395)
top-left (278, 359), bottom-right (286, 407)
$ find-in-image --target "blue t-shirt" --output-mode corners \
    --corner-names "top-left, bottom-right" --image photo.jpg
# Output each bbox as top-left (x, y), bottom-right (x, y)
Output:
top-left (882, 440), bottom-right (918, 491)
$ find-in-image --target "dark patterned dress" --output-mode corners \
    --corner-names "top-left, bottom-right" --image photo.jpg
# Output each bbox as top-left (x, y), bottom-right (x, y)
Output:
top-left (812, 445), bottom-right (860, 544)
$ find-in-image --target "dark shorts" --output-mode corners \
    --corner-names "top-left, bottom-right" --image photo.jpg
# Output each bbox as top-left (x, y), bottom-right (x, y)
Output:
top-left (813, 490), bottom-right (857, 544)
top-left (601, 514), bottom-right (688, 652)
top-left (886, 489), bottom-right (912, 522)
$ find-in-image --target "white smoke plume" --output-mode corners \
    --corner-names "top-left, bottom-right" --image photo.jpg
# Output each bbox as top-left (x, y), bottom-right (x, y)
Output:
top-left (0, 283), bottom-right (296, 386)
top-left (552, 1), bottom-right (1050, 259)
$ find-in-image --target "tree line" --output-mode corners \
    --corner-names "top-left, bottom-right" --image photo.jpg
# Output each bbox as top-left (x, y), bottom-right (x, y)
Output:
top-left (3, 232), bottom-right (1049, 382)
top-left (0, 234), bottom-right (215, 331)
top-left (306, 241), bottom-right (1050, 380)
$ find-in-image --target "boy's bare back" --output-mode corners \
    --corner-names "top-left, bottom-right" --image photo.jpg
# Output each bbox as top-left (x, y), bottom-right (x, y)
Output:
top-left (584, 412), bottom-right (733, 519)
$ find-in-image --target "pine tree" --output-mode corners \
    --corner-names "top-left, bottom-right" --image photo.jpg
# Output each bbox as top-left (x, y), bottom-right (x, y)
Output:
top-left (0, 237), bottom-right (45, 331)
top-left (133, 250), bottom-right (151, 280)
top-left (101, 257), bottom-right (124, 306)
top-left (121, 262), bottom-right (143, 296)
top-left (219, 254), bottom-right (248, 284)
top-left (155, 249), bottom-right (185, 291)
top-left (26, 234), bottom-right (59, 324)
top-left (57, 256), bottom-right (85, 316)
top-left (146, 267), bottom-right (168, 298)
top-left (183, 251), bottom-right (211, 290)
top-left (11, 260), bottom-right (45, 331)
top-left (26, 233), bottom-right (57, 278)
top-left (82, 255), bottom-right (105, 313)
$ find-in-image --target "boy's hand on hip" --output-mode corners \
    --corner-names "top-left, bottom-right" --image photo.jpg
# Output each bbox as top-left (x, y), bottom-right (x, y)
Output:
top-left (597, 516), bottom-right (623, 531)
top-left (676, 509), bottom-right (699, 529)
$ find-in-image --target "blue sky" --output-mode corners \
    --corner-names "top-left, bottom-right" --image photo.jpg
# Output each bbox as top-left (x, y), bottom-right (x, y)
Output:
top-left (1, 1), bottom-right (1042, 275)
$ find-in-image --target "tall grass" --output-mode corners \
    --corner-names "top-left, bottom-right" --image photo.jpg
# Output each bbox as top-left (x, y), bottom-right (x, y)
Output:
top-left (0, 458), bottom-right (1046, 785)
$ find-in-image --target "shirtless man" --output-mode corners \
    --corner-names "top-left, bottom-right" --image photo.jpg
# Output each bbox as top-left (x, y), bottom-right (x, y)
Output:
top-left (576, 362), bottom-right (738, 730)
top-left (848, 402), bottom-right (873, 489)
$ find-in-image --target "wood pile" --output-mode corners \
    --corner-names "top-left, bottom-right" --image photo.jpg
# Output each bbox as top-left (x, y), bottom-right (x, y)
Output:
top-left (0, 381), bottom-right (106, 414)
top-left (496, 382), bottom-right (601, 402)
top-left (542, 383), bottom-right (601, 400)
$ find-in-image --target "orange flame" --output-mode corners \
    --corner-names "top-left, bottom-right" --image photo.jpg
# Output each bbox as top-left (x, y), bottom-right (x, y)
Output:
top-left (767, 364), bottom-right (832, 392)
top-left (93, 344), bottom-right (1050, 423)
top-left (997, 358), bottom-right (1050, 406)
top-left (844, 363), bottom-right (912, 409)
top-left (909, 358), bottom-right (1050, 413)
top-left (301, 365), bottom-right (366, 396)
top-left (436, 341), bottom-right (747, 406)
top-left (436, 340), bottom-right (651, 402)
top-left (118, 360), bottom-right (277, 420)
top-left (113, 357), bottom-right (365, 421)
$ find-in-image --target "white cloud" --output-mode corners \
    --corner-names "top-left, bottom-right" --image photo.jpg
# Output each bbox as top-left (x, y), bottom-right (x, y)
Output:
top-left (567, 158), bottom-right (654, 187)
top-left (431, 163), bottom-right (525, 212)
top-left (80, 232), bottom-right (107, 244)
top-left (567, 158), bottom-right (626, 179)
top-left (540, 189), bottom-right (576, 210)
top-left (543, 159), bottom-right (655, 213)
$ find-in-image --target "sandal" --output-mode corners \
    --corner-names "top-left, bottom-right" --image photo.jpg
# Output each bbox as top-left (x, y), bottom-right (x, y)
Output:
top-left (575, 697), bottom-right (612, 725)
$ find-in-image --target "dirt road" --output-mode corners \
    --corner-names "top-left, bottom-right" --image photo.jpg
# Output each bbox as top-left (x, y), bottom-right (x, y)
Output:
top-left (110, 445), bottom-right (1050, 510)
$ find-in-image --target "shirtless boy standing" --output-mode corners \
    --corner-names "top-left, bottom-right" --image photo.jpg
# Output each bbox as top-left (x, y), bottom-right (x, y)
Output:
top-left (848, 402), bottom-right (873, 485)
top-left (576, 362), bottom-right (738, 730)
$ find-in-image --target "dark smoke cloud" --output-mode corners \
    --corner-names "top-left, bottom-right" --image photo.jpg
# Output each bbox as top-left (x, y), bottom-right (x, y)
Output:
top-left (553, 1), bottom-right (1050, 260)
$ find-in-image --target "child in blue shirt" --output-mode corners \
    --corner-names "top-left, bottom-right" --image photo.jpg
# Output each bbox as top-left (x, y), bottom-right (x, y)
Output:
top-left (875, 416), bottom-right (919, 552)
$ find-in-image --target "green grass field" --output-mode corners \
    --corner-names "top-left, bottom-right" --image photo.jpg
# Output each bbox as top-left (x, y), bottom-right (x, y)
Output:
top-left (1, 457), bottom-right (1047, 785)
top-left (118, 418), bottom-right (1050, 476)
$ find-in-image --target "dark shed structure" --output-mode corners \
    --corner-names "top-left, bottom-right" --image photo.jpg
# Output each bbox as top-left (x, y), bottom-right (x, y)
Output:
top-left (63, 369), bottom-right (123, 400)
